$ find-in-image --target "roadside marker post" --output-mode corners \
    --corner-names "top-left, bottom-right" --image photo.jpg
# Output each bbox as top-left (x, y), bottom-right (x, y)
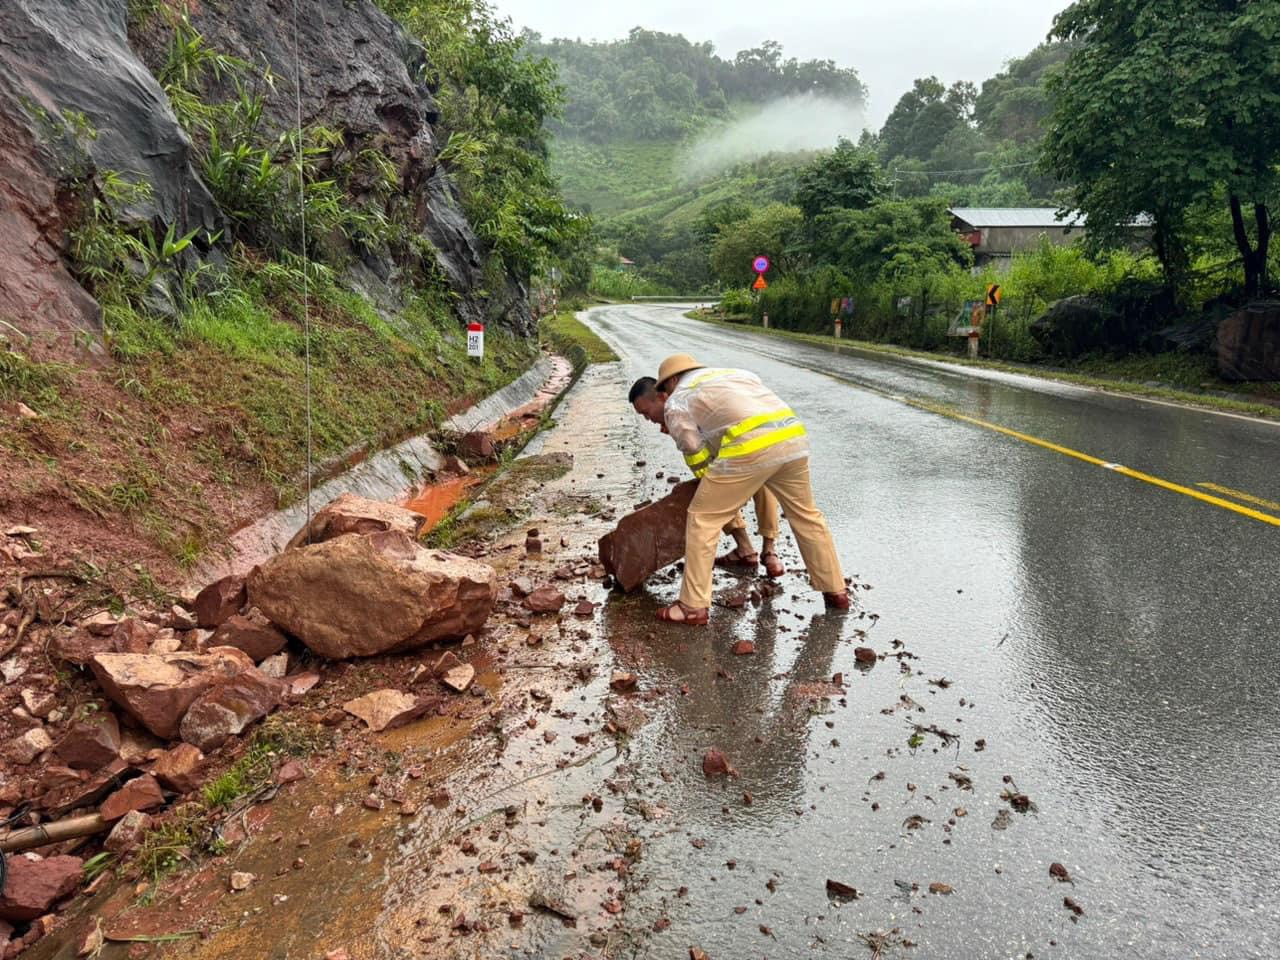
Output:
top-left (466, 322), bottom-right (484, 359)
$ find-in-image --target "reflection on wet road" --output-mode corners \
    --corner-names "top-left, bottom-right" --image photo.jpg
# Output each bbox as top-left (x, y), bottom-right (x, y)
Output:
top-left (584, 304), bottom-right (1280, 959)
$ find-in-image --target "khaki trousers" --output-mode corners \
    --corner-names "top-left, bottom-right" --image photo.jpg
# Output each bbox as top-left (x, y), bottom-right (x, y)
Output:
top-left (680, 457), bottom-right (844, 609)
top-left (722, 488), bottom-right (780, 541)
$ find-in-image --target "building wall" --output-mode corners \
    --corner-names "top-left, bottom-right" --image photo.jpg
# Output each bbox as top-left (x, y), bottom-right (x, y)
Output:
top-left (977, 226), bottom-right (1084, 257)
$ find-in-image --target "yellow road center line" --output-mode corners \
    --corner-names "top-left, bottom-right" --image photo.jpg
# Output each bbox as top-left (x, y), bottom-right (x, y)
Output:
top-left (895, 397), bottom-right (1280, 528)
top-left (1196, 482), bottom-right (1280, 514)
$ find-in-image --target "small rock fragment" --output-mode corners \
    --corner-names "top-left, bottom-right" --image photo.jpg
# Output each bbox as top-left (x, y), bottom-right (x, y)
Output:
top-left (1049, 862), bottom-right (1072, 883)
top-left (524, 586), bottom-right (565, 613)
top-left (442, 663), bottom-right (475, 693)
top-left (229, 871), bottom-right (255, 892)
top-left (701, 748), bottom-right (737, 778)
top-left (853, 646), bottom-right (877, 666)
top-left (609, 672), bottom-right (638, 692)
top-left (731, 640), bottom-right (755, 656)
top-left (825, 878), bottom-right (860, 900)
top-left (928, 882), bottom-right (953, 895)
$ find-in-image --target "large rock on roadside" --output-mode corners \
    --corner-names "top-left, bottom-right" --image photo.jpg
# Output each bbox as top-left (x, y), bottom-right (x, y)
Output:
top-left (247, 532), bottom-right (496, 658)
top-left (208, 609), bottom-right (288, 662)
top-left (1218, 301), bottom-right (1280, 381)
top-left (151, 743), bottom-right (205, 793)
top-left (342, 689), bottom-right (431, 732)
top-left (286, 493), bottom-right (426, 549)
top-left (179, 670), bottom-right (283, 751)
top-left (0, 853), bottom-right (82, 922)
top-left (53, 712), bottom-right (121, 770)
top-left (598, 481), bottom-right (699, 592)
top-left (89, 649), bottom-right (254, 739)
top-left (193, 574), bottom-right (248, 629)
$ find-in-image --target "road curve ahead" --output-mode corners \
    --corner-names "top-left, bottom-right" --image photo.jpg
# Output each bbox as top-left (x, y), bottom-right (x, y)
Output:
top-left (584, 302), bottom-right (1280, 960)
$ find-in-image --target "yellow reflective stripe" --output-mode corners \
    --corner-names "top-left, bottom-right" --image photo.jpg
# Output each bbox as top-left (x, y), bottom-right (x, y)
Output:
top-left (686, 368), bottom-right (734, 389)
top-left (719, 422), bottom-right (807, 459)
top-left (684, 447), bottom-right (711, 468)
top-left (722, 408), bottom-right (795, 443)
top-left (691, 465), bottom-right (709, 479)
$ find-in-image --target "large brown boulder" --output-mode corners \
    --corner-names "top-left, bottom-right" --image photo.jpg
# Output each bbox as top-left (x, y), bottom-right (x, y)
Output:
top-left (89, 649), bottom-right (254, 739)
top-left (598, 481), bottom-right (699, 592)
top-left (247, 532), bottom-right (496, 659)
top-left (286, 493), bottom-right (426, 549)
top-left (179, 669), bottom-right (283, 751)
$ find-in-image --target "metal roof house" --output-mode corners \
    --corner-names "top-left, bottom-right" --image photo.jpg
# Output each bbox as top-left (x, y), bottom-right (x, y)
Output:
top-left (949, 207), bottom-right (1086, 270)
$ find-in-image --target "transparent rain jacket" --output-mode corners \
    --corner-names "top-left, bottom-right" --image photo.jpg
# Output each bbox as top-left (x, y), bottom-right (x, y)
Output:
top-left (663, 368), bottom-right (809, 477)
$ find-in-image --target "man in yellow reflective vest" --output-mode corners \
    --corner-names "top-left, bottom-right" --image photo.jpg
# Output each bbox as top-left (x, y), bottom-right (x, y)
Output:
top-left (630, 376), bottom-right (785, 579)
top-left (632, 353), bottom-right (850, 625)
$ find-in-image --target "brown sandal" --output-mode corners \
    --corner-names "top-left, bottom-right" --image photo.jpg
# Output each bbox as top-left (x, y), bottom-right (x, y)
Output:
top-left (655, 601), bottom-right (710, 626)
top-left (761, 551), bottom-right (784, 578)
top-left (715, 548), bottom-right (759, 570)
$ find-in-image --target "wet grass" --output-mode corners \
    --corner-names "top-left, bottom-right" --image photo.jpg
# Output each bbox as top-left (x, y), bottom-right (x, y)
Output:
top-left (539, 311), bottom-right (618, 365)
top-left (0, 257), bottom-right (536, 574)
top-left (689, 310), bottom-right (1280, 422)
top-left (134, 717), bottom-right (330, 885)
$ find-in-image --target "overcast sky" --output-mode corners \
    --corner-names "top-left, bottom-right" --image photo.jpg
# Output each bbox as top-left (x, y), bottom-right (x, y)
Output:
top-left (492, 0), bottom-right (1071, 130)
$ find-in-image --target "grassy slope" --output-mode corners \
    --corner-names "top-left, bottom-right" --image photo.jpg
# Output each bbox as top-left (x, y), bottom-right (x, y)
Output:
top-left (0, 261), bottom-right (535, 580)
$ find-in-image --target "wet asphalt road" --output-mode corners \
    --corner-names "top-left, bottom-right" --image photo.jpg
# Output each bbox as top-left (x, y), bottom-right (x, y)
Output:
top-left (581, 303), bottom-right (1280, 959)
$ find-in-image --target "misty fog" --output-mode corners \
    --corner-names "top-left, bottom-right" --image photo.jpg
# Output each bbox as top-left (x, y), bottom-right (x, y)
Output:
top-left (678, 93), bottom-right (868, 180)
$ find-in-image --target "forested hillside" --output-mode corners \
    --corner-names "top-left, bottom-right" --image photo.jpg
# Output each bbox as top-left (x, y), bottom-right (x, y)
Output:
top-left (530, 30), bottom-right (1074, 297)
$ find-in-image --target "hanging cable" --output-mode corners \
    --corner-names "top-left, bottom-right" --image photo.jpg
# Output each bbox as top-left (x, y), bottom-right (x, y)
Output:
top-left (290, 0), bottom-right (314, 542)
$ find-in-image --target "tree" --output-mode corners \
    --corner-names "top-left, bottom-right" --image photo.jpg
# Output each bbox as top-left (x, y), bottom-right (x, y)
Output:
top-left (1044, 0), bottom-right (1280, 296)
top-left (793, 139), bottom-right (886, 220)
top-left (879, 77), bottom-right (974, 163)
top-left (808, 198), bottom-right (972, 285)
top-left (709, 203), bottom-right (804, 286)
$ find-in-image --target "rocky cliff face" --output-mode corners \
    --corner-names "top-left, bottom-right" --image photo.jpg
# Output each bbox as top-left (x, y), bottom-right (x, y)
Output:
top-left (0, 0), bottom-right (531, 350)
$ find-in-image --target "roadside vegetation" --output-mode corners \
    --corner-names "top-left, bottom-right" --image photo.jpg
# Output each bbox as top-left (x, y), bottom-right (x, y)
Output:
top-left (535, 8), bottom-right (1278, 396)
top-left (0, 1), bottom-right (591, 576)
top-left (539, 310), bottom-right (619, 366)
